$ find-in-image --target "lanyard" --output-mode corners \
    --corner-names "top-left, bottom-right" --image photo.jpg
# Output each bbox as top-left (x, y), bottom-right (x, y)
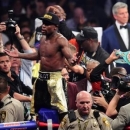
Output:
top-left (78, 119), bottom-right (89, 130)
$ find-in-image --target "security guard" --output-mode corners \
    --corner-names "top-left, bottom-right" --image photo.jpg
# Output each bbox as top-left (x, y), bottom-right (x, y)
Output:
top-left (0, 76), bottom-right (24, 122)
top-left (58, 91), bottom-right (112, 130)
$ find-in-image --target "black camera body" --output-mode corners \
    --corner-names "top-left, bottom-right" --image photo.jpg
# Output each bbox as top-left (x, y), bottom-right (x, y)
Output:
top-left (92, 79), bottom-right (116, 112)
top-left (111, 75), bottom-right (130, 92)
top-left (6, 10), bottom-right (16, 34)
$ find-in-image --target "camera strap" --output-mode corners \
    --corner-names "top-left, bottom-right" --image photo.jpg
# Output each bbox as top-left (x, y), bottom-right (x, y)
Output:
top-left (93, 110), bottom-right (102, 129)
top-left (68, 110), bottom-right (76, 123)
top-left (8, 33), bottom-right (14, 49)
top-left (115, 50), bottom-right (130, 65)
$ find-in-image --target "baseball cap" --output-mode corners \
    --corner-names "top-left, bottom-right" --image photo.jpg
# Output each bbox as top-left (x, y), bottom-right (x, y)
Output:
top-left (76, 26), bottom-right (98, 42)
top-left (38, 12), bottom-right (59, 26)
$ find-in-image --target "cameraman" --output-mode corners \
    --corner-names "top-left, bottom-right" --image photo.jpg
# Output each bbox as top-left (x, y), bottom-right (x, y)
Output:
top-left (106, 68), bottom-right (130, 118)
top-left (90, 50), bottom-right (119, 112)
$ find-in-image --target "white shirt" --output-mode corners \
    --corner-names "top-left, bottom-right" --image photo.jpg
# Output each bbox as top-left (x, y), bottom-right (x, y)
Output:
top-left (87, 80), bottom-right (92, 93)
top-left (20, 49), bottom-right (33, 88)
top-left (115, 21), bottom-right (129, 49)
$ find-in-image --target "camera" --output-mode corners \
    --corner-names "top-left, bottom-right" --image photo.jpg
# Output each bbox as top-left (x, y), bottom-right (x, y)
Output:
top-left (111, 75), bottom-right (130, 92)
top-left (5, 10), bottom-right (16, 34)
top-left (92, 79), bottom-right (116, 112)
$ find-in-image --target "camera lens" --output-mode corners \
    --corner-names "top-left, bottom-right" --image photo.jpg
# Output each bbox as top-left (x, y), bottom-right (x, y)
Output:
top-left (6, 22), bottom-right (16, 34)
top-left (6, 10), bottom-right (16, 34)
top-left (93, 91), bottom-right (100, 97)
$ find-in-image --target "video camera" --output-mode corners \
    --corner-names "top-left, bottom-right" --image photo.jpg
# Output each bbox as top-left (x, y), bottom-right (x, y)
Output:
top-left (93, 79), bottom-right (116, 102)
top-left (111, 73), bottom-right (130, 92)
top-left (92, 79), bottom-right (116, 112)
top-left (5, 10), bottom-right (16, 34)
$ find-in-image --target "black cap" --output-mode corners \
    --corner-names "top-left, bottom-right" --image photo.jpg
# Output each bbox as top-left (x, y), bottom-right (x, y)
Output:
top-left (76, 26), bottom-right (98, 42)
top-left (38, 12), bottom-right (59, 26)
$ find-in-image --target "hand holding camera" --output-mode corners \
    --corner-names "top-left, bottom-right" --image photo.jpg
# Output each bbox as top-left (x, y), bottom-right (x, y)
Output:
top-left (111, 74), bottom-right (130, 93)
top-left (0, 22), bottom-right (6, 32)
top-left (93, 92), bottom-right (108, 107)
top-left (14, 24), bottom-right (23, 39)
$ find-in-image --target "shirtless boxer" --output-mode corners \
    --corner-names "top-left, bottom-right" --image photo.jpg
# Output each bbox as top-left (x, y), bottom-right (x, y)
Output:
top-left (5, 12), bottom-right (77, 116)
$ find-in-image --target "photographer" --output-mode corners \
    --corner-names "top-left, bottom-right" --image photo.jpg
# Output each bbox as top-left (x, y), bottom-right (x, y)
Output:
top-left (106, 67), bottom-right (130, 118)
top-left (90, 50), bottom-right (119, 112)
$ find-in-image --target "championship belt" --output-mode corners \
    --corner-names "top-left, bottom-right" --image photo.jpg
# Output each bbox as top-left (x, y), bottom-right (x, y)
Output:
top-left (115, 50), bottom-right (130, 65)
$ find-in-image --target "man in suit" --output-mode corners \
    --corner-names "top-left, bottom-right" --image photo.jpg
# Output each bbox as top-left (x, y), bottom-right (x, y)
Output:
top-left (101, 2), bottom-right (130, 73)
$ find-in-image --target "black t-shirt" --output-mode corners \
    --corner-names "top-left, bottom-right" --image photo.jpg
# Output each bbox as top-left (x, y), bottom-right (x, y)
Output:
top-left (0, 71), bottom-right (32, 97)
top-left (69, 67), bottom-right (86, 82)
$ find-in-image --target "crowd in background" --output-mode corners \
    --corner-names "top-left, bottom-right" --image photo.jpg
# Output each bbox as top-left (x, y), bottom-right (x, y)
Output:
top-left (0, 0), bottom-right (129, 47)
top-left (0, 0), bottom-right (130, 130)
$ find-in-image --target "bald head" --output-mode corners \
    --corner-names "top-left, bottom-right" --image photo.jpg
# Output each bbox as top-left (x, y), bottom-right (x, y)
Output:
top-left (76, 91), bottom-right (93, 116)
top-left (87, 60), bottom-right (100, 67)
top-left (86, 60), bottom-right (100, 80)
top-left (76, 91), bottom-right (92, 102)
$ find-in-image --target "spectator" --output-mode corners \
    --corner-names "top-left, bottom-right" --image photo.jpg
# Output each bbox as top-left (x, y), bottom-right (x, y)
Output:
top-left (86, 17), bottom-right (100, 27)
top-left (4, 41), bottom-right (12, 50)
top-left (0, 53), bottom-right (32, 102)
top-left (26, 1), bottom-right (37, 19)
top-left (10, 0), bottom-right (26, 22)
top-left (18, 17), bottom-right (32, 31)
top-left (76, 26), bottom-right (110, 66)
top-left (66, 26), bottom-right (113, 82)
top-left (76, 0), bottom-right (108, 29)
top-left (3, 25), bottom-right (33, 88)
top-left (61, 67), bottom-right (78, 110)
top-left (58, 91), bottom-right (112, 130)
top-left (66, 7), bottom-right (87, 31)
top-left (76, 60), bottom-right (99, 92)
top-left (35, 0), bottom-right (47, 17)
top-left (0, 76), bottom-right (24, 122)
